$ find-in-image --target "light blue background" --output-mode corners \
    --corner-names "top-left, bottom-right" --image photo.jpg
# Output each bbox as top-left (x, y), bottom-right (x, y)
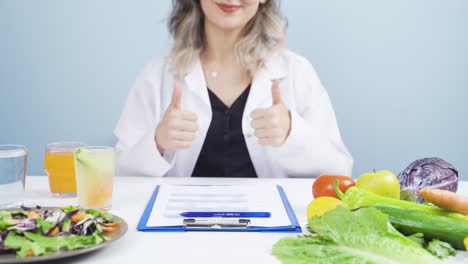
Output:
top-left (1, 1), bottom-right (467, 180)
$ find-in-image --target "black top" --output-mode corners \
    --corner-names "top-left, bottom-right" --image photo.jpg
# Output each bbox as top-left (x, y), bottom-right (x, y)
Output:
top-left (192, 85), bottom-right (258, 178)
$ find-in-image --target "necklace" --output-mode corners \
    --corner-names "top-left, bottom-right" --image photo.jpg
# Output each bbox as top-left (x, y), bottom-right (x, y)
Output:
top-left (210, 71), bottom-right (219, 78)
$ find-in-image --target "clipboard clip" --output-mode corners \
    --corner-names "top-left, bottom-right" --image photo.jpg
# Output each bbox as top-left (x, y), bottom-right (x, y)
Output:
top-left (183, 218), bottom-right (251, 229)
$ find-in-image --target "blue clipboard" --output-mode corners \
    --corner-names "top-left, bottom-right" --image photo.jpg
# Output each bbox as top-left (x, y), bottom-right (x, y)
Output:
top-left (137, 185), bottom-right (302, 233)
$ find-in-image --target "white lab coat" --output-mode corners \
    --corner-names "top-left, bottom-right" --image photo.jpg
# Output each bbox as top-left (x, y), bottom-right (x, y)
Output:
top-left (114, 49), bottom-right (353, 178)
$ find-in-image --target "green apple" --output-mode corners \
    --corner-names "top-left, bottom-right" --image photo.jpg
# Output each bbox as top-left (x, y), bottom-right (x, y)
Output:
top-left (356, 170), bottom-right (400, 199)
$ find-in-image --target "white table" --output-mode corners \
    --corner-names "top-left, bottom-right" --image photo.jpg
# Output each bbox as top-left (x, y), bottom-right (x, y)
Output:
top-left (23, 176), bottom-right (468, 264)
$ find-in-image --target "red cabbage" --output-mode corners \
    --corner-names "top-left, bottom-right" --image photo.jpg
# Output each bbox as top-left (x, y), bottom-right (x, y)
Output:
top-left (398, 157), bottom-right (458, 203)
top-left (7, 220), bottom-right (36, 231)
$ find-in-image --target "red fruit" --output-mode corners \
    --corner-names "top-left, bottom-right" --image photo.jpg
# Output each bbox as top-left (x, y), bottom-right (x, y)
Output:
top-left (313, 175), bottom-right (355, 199)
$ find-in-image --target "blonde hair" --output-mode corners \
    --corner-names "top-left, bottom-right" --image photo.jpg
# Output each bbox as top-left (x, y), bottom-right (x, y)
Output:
top-left (168, 0), bottom-right (287, 78)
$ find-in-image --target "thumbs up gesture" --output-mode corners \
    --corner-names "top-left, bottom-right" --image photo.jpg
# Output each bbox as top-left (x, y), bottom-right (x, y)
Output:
top-left (250, 80), bottom-right (291, 146)
top-left (155, 81), bottom-right (198, 153)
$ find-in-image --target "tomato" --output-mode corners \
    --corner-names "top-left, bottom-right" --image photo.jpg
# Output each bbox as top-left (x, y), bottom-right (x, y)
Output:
top-left (312, 175), bottom-right (355, 199)
top-left (307, 197), bottom-right (342, 220)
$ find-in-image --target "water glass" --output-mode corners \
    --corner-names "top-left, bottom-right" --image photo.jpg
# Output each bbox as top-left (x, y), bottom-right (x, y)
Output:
top-left (0, 145), bottom-right (28, 209)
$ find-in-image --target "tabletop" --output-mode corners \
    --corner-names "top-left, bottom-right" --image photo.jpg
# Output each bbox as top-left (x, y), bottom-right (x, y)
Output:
top-left (21, 176), bottom-right (468, 264)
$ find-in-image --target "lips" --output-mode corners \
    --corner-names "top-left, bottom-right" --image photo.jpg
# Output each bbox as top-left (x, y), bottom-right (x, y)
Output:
top-left (216, 3), bottom-right (242, 14)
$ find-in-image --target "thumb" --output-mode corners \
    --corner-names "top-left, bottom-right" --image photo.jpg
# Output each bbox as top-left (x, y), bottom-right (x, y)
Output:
top-left (271, 79), bottom-right (282, 105)
top-left (170, 81), bottom-right (182, 109)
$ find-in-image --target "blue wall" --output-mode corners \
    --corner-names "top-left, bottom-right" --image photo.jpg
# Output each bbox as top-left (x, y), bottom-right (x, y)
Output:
top-left (1, 1), bottom-right (467, 180)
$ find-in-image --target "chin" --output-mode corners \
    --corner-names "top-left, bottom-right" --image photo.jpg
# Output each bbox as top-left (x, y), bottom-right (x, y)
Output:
top-left (212, 18), bottom-right (248, 31)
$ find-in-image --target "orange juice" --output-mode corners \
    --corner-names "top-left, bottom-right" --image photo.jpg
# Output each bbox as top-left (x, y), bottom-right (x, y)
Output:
top-left (44, 142), bottom-right (87, 197)
top-left (45, 151), bottom-right (77, 194)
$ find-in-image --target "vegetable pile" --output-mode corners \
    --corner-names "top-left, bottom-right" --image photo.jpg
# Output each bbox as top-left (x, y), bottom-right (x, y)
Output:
top-left (275, 159), bottom-right (467, 264)
top-left (0, 206), bottom-right (120, 259)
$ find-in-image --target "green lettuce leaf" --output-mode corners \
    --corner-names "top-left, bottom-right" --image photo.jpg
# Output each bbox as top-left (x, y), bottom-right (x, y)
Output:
top-left (272, 207), bottom-right (444, 264)
top-left (62, 218), bottom-right (71, 232)
top-left (426, 239), bottom-right (456, 259)
top-left (63, 206), bottom-right (79, 213)
top-left (23, 231), bottom-right (105, 251)
top-left (405, 233), bottom-right (456, 258)
top-left (407, 233), bottom-right (425, 247)
top-left (86, 209), bottom-right (113, 221)
top-left (0, 211), bottom-right (13, 230)
top-left (34, 217), bottom-right (56, 234)
top-left (4, 232), bottom-right (45, 258)
top-left (4, 231), bottom-right (106, 259)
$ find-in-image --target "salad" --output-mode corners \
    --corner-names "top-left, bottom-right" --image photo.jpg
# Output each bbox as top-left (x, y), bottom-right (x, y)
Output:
top-left (0, 206), bottom-right (121, 259)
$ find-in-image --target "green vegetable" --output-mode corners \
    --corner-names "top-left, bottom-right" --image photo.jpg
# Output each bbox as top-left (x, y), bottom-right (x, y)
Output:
top-left (335, 183), bottom-right (468, 222)
top-left (4, 232), bottom-right (45, 258)
top-left (400, 190), bottom-right (417, 202)
top-left (63, 205), bottom-right (79, 213)
top-left (86, 209), bottom-right (113, 221)
top-left (62, 218), bottom-right (71, 232)
top-left (407, 233), bottom-right (425, 247)
top-left (426, 239), bottom-right (457, 259)
top-left (272, 207), bottom-right (443, 264)
top-left (405, 233), bottom-right (456, 258)
top-left (0, 211), bottom-right (12, 219)
top-left (10, 210), bottom-right (28, 217)
top-left (0, 212), bottom-right (12, 230)
top-left (23, 232), bottom-right (105, 252)
top-left (371, 205), bottom-right (468, 250)
top-left (35, 218), bottom-right (56, 235)
top-left (4, 231), bottom-right (106, 258)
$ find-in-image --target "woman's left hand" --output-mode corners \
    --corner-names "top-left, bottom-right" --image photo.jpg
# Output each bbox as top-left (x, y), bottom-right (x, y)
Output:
top-left (250, 80), bottom-right (291, 146)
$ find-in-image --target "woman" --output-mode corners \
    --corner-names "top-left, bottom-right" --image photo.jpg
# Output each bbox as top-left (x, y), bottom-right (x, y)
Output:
top-left (114, 0), bottom-right (353, 178)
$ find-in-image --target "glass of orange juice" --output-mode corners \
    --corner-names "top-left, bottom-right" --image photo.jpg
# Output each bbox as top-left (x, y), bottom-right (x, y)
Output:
top-left (44, 142), bottom-right (87, 197)
top-left (74, 146), bottom-right (115, 210)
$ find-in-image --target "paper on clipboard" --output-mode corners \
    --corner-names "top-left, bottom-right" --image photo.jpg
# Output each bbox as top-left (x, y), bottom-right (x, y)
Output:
top-left (146, 184), bottom-right (293, 227)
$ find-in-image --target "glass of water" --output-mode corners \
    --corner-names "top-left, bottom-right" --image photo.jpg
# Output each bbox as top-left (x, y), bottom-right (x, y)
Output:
top-left (0, 145), bottom-right (28, 209)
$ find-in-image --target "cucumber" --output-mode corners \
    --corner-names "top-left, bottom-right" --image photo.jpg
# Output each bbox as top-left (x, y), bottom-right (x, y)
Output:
top-left (371, 205), bottom-right (468, 250)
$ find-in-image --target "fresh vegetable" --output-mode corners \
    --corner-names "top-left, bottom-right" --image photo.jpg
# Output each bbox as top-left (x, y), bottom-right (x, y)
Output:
top-left (398, 157), bottom-right (458, 203)
top-left (0, 206), bottom-right (120, 259)
top-left (407, 233), bottom-right (425, 247)
top-left (370, 205), bottom-right (468, 250)
top-left (406, 233), bottom-right (456, 259)
top-left (335, 182), bottom-right (468, 222)
top-left (400, 189), bottom-right (418, 202)
top-left (312, 174), bottom-right (355, 199)
top-left (419, 188), bottom-right (468, 215)
top-left (306, 197), bottom-right (341, 220)
top-left (272, 207), bottom-right (443, 264)
top-left (356, 170), bottom-right (400, 199)
top-left (426, 239), bottom-right (456, 259)
top-left (464, 237), bottom-right (468, 251)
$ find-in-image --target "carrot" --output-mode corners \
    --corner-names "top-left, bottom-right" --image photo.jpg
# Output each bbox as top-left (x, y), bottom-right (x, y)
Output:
top-left (48, 226), bottom-right (60, 236)
top-left (27, 210), bottom-right (40, 219)
top-left (419, 188), bottom-right (468, 215)
top-left (70, 211), bottom-right (86, 223)
top-left (101, 222), bottom-right (121, 232)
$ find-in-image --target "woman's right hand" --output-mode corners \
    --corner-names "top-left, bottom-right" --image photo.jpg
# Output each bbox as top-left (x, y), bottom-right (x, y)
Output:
top-left (155, 81), bottom-right (198, 154)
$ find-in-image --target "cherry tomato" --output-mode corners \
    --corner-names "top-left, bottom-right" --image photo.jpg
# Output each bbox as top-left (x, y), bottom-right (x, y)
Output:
top-left (312, 175), bottom-right (355, 199)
